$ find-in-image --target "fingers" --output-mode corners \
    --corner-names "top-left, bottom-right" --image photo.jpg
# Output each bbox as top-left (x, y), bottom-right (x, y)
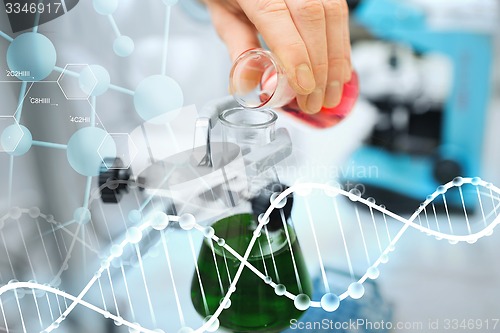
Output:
top-left (237, 0), bottom-right (316, 95)
top-left (206, 2), bottom-right (261, 61)
top-left (285, 0), bottom-right (328, 114)
top-left (239, 0), bottom-right (351, 113)
top-left (208, 0), bottom-right (352, 115)
top-left (324, 0), bottom-right (351, 108)
top-left (342, 0), bottom-right (352, 82)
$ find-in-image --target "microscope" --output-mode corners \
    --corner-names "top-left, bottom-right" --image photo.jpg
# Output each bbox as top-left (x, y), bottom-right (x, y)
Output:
top-left (344, 0), bottom-right (496, 212)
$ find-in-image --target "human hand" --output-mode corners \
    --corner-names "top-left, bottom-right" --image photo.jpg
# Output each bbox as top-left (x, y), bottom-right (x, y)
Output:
top-left (203, 0), bottom-right (352, 114)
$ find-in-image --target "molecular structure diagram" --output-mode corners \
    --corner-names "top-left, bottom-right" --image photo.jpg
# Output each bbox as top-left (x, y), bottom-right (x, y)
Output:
top-left (0, 176), bottom-right (498, 333)
top-left (0, 0), bottom-right (183, 209)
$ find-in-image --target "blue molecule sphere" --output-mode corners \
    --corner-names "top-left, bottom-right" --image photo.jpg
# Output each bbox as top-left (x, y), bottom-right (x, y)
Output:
top-left (133, 75), bottom-right (183, 124)
top-left (1, 124), bottom-right (32, 156)
top-left (452, 176), bottom-right (464, 186)
top-left (293, 294), bottom-right (311, 311)
top-left (177, 327), bottom-right (194, 333)
top-left (348, 282), bottom-right (365, 299)
top-left (320, 293), bottom-right (340, 312)
top-left (367, 266), bottom-right (380, 279)
top-left (67, 127), bottom-right (116, 176)
top-left (74, 207), bottom-right (91, 225)
top-left (274, 284), bottom-right (286, 296)
top-left (93, 0), bottom-right (118, 15)
top-left (436, 185), bottom-right (446, 194)
top-left (127, 227), bottom-right (142, 244)
top-left (7, 32), bottom-right (56, 82)
top-left (79, 65), bottom-right (110, 97)
top-left (128, 209), bottom-right (142, 224)
top-left (110, 244), bottom-right (123, 257)
top-left (113, 36), bottom-right (134, 57)
top-left (149, 211), bottom-right (170, 231)
top-left (9, 206), bottom-right (22, 219)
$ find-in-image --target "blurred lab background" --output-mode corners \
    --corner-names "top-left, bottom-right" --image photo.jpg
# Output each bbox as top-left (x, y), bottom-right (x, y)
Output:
top-left (0, 0), bottom-right (499, 332)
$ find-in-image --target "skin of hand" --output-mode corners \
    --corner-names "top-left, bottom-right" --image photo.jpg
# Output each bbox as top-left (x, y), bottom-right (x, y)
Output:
top-left (202, 0), bottom-right (352, 114)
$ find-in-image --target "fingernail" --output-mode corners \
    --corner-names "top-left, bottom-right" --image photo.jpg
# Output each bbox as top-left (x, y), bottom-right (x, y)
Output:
top-left (305, 88), bottom-right (323, 114)
top-left (324, 81), bottom-right (342, 108)
top-left (296, 64), bottom-right (316, 93)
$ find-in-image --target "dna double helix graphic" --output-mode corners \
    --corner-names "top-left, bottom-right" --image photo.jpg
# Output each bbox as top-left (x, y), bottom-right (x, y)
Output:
top-left (0, 176), bottom-right (498, 333)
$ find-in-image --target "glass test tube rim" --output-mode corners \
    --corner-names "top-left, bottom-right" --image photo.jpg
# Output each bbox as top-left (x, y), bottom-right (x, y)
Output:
top-left (230, 48), bottom-right (290, 110)
top-left (219, 106), bottom-right (278, 130)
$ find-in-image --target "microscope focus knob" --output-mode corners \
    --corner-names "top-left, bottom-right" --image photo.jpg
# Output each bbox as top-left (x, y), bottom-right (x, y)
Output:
top-left (99, 158), bottom-right (131, 203)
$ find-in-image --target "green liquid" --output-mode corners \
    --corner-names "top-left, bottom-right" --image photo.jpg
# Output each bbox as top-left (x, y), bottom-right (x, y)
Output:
top-left (191, 213), bottom-right (312, 333)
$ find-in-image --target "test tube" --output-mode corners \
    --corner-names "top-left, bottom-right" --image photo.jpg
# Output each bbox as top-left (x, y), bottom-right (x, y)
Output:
top-left (229, 48), bottom-right (359, 128)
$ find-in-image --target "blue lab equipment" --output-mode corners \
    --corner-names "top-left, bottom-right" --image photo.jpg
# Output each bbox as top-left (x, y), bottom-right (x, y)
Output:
top-left (344, 0), bottom-right (493, 211)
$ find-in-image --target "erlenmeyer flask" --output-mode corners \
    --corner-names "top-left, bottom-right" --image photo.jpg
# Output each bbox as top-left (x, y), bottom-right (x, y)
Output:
top-left (190, 107), bottom-right (312, 333)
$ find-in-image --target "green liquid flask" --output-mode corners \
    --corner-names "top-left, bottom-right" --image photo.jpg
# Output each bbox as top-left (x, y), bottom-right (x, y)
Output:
top-left (190, 107), bottom-right (312, 332)
top-left (191, 212), bottom-right (312, 333)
